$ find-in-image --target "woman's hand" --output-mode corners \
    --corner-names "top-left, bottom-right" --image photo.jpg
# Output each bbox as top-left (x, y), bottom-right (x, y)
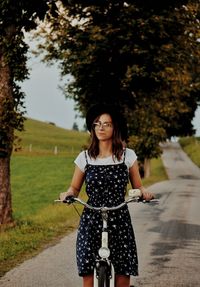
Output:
top-left (138, 186), bottom-right (155, 201)
top-left (59, 192), bottom-right (66, 201)
top-left (141, 191), bottom-right (155, 201)
top-left (59, 190), bottom-right (75, 201)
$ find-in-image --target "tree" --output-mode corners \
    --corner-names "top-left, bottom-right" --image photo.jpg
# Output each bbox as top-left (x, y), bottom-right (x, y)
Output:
top-left (72, 122), bottom-right (79, 130)
top-left (36, 0), bottom-right (199, 176)
top-left (124, 1), bottom-right (200, 176)
top-left (0, 0), bottom-right (58, 224)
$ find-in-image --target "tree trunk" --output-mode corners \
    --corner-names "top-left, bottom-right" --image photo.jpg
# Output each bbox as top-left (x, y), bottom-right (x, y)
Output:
top-left (0, 52), bottom-right (14, 225)
top-left (0, 157), bottom-right (12, 224)
top-left (144, 158), bottom-right (151, 178)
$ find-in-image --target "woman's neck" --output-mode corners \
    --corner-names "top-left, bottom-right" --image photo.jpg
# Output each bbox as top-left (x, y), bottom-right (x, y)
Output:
top-left (98, 141), bottom-right (112, 158)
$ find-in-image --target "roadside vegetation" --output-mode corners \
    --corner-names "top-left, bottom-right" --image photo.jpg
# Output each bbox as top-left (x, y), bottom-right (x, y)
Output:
top-left (179, 136), bottom-right (200, 168)
top-left (0, 119), bottom-right (89, 276)
top-left (0, 118), bottom-right (168, 277)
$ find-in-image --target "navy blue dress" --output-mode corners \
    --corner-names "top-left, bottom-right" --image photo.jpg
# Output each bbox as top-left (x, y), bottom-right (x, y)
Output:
top-left (76, 152), bottom-right (138, 276)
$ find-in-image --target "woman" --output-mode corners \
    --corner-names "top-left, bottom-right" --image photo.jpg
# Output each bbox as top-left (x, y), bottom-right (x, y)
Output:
top-left (60, 104), bottom-right (154, 287)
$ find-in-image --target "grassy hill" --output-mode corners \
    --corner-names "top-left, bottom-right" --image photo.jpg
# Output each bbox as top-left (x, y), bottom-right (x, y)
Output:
top-left (14, 118), bottom-right (89, 154)
top-left (11, 118), bottom-right (89, 219)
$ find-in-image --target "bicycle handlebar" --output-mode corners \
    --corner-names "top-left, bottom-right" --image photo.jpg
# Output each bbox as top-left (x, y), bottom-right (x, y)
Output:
top-left (55, 196), bottom-right (141, 211)
top-left (54, 189), bottom-right (158, 211)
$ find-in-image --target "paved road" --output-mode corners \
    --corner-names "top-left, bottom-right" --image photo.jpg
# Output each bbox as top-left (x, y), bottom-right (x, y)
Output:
top-left (0, 142), bottom-right (200, 287)
top-left (132, 142), bottom-right (200, 286)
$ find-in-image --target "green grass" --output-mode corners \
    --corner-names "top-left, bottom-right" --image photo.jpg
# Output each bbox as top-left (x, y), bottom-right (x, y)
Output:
top-left (11, 155), bottom-right (75, 218)
top-left (0, 118), bottom-right (88, 276)
top-left (0, 203), bottom-right (83, 276)
top-left (14, 118), bottom-right (89, 154)
top-left (142, 157), bottom-right (168, 187)
top-left (179, 136), bottom-right (200, 168)
top-left (0, 118), bottom-right (168, 277)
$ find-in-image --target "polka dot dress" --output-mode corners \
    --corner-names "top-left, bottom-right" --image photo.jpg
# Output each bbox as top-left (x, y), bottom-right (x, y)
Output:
top-left (76, 153), bottom-right (138, 277)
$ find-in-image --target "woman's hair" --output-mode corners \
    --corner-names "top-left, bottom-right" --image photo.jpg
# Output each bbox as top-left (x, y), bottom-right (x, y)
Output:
top-left (87, 114), bottom-right (124, 161)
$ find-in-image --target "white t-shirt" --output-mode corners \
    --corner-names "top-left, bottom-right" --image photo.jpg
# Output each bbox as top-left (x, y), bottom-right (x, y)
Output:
top-left (74, 148), bottom-right (137, 173)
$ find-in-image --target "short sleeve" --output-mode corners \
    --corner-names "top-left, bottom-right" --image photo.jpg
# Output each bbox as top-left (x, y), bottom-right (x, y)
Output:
top-left (74, 151), bottom-right (87, 172)
top-left (125, 148), bottom-right (137, 169)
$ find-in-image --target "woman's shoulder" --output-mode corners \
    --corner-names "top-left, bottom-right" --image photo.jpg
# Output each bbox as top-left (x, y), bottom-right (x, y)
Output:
top-left (78, 149), bottom-right (87, 156)
top-left (124, 147), bottom-right (137, 168)
top-left (74, 150), bottom-right (88, 172)
top-left (125, 147), bottom-right (137, 157)
top-left (75, 150), bottom-right (84, 158)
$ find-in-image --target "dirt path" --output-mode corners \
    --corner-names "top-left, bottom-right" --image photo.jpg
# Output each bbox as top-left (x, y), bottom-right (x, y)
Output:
top-left (0, 142), bottom-right (200, 287)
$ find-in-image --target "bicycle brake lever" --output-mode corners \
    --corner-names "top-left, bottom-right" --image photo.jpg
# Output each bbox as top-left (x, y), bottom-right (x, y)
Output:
top-left (63, 195), bottom-right (75, 204)
top-left (141, 198), bottom-right (159, 205)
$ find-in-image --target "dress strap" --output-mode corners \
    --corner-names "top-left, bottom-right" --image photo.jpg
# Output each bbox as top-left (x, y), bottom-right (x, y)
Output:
top-left (84, 150), bottom-right (89, 165)
top-left (123, 149), bottom-right (126, 163)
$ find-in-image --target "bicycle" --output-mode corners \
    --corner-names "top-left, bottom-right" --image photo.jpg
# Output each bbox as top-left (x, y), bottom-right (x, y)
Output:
top-left (55, 189), bottom-right (158, 287)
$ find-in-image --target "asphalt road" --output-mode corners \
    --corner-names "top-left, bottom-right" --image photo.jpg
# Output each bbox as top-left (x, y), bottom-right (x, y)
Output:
top-left (0, 142), bottom-right (200, 287)
top-left (131, 142), bottom-right (200, 287)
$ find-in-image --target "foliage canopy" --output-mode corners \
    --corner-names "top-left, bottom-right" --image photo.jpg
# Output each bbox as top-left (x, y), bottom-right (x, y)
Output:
top-left (0, 0), bottom-right (58, 139)
top-left (37, 0), bottom-right (200, 161)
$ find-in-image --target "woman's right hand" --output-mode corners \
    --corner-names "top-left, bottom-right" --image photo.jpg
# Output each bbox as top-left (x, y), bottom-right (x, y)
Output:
top-left (59, 191), bottom-right (75, 201)
top-left (59, 192), bottom-right (68, 201)
top-left (59, 186), bottom-right (79, 201)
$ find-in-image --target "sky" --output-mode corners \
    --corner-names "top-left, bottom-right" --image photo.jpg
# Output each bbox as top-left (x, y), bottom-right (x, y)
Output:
top-left (21, 51), bottom-right (200, 136)
top-left (21, 58), bottom-right (84, 130)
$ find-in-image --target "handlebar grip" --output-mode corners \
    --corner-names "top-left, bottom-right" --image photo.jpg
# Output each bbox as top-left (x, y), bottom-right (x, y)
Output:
top-left (128, 189), bottom-right (142, 198)
top-left (63, 195), bottom-right (75, 204)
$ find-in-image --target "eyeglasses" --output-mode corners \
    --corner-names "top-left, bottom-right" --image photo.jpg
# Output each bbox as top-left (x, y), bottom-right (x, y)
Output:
top-left (93, 122), bottom-right (113, 130)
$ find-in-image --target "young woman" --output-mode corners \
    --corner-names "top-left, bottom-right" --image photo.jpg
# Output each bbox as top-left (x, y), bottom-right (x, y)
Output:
top-left (60, 104), bottom-right (154, 287)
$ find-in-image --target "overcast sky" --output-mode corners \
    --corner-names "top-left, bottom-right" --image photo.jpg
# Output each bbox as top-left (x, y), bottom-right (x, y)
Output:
top-left (20, 51), bottom-right (200, 136)
top-left (21, 57), bottom-right (84, 130)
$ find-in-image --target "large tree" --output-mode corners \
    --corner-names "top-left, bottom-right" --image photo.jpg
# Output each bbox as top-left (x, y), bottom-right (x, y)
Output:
top-left (0, 0), bottom-right (58, 224)
top-left (124, 1), bottom-right (200, 174)
top-left (36, 0), bottom-right (199, 176)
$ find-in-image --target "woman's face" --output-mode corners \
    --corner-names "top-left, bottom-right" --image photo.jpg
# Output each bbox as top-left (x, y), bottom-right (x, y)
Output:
top-left (93, 113), bottom-right (114, 141)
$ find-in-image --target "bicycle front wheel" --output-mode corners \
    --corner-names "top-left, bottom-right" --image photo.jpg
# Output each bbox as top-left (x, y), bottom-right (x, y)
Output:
top-left (98, 264), bottom-right (110, 287)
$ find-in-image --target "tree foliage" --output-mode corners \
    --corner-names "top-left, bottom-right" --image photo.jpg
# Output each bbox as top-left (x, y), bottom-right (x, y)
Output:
top-left (72, 122), bottom-right (79, 130)
top-left (37, 0), bottom-right (200, 165)
top-left (0, 0), bottom-right (57, 140)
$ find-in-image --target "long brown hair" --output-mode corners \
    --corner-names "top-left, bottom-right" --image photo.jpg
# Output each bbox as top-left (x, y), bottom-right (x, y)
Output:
top-left (88, 114), bottom-right (124, 161)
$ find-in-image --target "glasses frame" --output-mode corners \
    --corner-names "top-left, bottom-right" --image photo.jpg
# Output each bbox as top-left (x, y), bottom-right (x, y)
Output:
top-left (92, 121), bottom-right (113, 130)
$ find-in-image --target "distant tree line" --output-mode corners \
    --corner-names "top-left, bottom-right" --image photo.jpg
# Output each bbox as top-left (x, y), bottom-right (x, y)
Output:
top-left (72, 122), bottom-right (79, 130)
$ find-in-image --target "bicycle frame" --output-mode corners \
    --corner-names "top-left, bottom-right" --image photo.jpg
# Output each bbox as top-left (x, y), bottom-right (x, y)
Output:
top-left (94, 208), bottom-right (114, 287)
top-left (69, 198), bottom-right (135, 287)
top-left (70, 197), bottom-right (139, 287)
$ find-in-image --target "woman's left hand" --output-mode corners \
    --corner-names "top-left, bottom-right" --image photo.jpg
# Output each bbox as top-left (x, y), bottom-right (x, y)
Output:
top-left (141, 191), bottom-right (155, 201)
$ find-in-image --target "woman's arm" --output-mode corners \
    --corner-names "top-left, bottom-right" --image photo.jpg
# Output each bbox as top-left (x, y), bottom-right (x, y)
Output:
top-left (59, 165), bottom-right (85, 201)
top-left (129, 160), bottom-right (154, 200)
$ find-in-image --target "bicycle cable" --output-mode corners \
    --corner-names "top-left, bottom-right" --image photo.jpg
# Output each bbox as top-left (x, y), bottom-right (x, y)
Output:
top-left (71, 203), bottom-right (82, 217)
top-left (71, 202), bottom-right (102, 231)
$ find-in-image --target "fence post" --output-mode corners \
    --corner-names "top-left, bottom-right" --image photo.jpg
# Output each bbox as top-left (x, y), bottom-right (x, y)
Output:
top-left (54, 146), bottom-right (58, 155)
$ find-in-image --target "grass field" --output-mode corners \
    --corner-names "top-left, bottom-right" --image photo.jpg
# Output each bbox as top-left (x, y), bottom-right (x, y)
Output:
top-left (0, 118), bottom-right (168, 277)
top-left (179, 136), bottom-right (200, 168)
top-left (14, 118), bottom-right (89, 154)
